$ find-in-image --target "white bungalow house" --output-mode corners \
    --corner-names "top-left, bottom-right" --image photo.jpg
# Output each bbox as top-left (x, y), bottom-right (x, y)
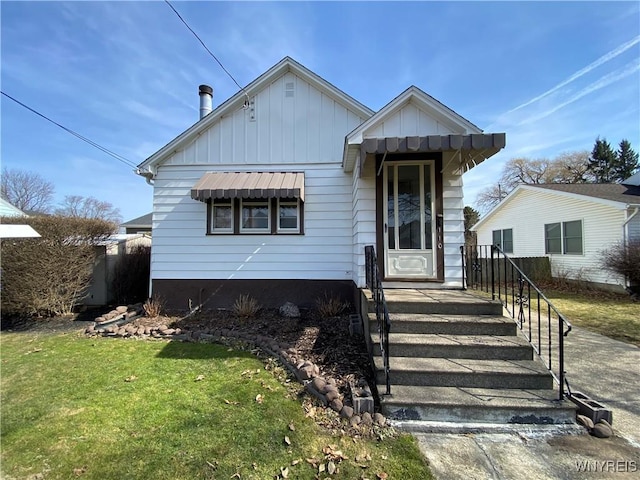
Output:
top-left (472, 180), bottom-right (640, 291)
top-left (136, 57), bottom-right (505, 310)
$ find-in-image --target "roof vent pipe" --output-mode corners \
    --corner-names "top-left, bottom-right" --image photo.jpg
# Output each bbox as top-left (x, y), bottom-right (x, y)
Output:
top-left (198, 84), bottom-right (213, 119)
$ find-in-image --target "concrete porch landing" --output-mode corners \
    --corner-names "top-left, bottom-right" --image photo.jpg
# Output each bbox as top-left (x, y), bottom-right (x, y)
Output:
top-left (364, 288), bottom-right (502, 315)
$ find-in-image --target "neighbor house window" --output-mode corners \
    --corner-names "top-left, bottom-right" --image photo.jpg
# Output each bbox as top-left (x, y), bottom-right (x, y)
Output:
top-left (545, 221), bottom-right (582, 255)
top-left (492, 228), bottom-right (513, 253)
top-left (278, 198), bottom-right (300, 233)
top-left (240, 200), bottom-right (270, 233)
top-left (209, 199), bottom-right (234, 233)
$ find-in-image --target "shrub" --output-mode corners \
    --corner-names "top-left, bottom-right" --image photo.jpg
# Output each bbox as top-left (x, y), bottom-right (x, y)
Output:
top-left (143, 295), bottom-right (165, 318)
top-left (110, 244), bottom-right (151, 305)
top-left (600, 239), bottom-right (640, 286)
top-left (232, 294), bottom-right (260, 318)
top-left (315, 292), bottom-right (349, 317)
top-left (1, 215), bottom-right (115, 317)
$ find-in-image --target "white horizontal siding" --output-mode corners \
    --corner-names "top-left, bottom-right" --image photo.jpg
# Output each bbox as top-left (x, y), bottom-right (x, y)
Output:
top-left (165, 72), bottom-right (366, 167)
top-left (364, 101), bottom-right (456, 138)
top-left (475, 189), bottom-right (627, 286)
top-left (151, 164), bottom-right (354, 281)
top-left (627, 208), bottom-right (640, 241)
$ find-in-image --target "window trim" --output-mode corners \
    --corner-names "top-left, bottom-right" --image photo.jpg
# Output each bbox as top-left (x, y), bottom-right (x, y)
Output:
top-left (208, 198), bottom-right (234, 234)
top-left (544, 220), bottom-right (583, 255)
top-left (277, 198), bottom-right (300, 233)
top-left (492, 228), bottom-right (513, 254)
top-left (206, 197), bottom-right (304, 235)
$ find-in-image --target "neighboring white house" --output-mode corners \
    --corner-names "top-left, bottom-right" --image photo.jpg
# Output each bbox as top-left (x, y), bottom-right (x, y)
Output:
top-left (472, 182), bottom-right (640, 290)
top-left (136, 57), bottom-right (505, 310)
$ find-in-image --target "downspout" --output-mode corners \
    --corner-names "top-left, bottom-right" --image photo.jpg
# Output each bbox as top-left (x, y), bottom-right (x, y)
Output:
top-left (622, 206), bottom-right (639, 244)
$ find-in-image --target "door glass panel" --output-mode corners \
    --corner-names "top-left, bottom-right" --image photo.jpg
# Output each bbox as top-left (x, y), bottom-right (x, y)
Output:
top-left (397, 165), bottom-right (421, 249)
top-left (387, 167), bottom-right (395, 249)
top-left (423, 165), bottom-right (432, 249)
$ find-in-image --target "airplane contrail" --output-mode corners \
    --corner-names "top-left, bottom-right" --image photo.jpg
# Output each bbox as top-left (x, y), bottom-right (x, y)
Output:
top-left (519, 58), bottom-right (640, 126)
top-left (506, 35), bottom-right (640, 114)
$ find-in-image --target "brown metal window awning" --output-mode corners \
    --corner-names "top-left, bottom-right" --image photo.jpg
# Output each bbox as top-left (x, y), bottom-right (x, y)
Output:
top-left (190, 172), bottom-right (305, 202)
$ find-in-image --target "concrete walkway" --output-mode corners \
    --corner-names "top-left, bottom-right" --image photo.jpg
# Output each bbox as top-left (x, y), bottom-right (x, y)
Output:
top-left (412, 325), bottom-right (640, 479)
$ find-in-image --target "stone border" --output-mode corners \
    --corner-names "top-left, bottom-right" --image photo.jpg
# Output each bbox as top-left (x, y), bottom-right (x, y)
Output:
top-left (86, 319), bottom-right (386, 428)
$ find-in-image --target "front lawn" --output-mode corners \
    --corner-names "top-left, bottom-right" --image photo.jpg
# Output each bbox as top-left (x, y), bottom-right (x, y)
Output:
top-left (542, 290), bottom-right (640, 347)
top-left (0, 329), bottom-right (432, 480)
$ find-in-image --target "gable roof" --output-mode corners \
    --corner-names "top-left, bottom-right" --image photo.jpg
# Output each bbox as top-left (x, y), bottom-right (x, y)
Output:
top-left (346, 86), bottom-right (482, 146)
top-left (120, 212), bottom-right (152, 228)
top-left (342, 86), bottom-right (503, 173)
top-left (622, 170), bottom-right (640, 186)
top-left (472, 183), bottom-right (640, 231)
top-left (136, 57), bottom-right (374, 177)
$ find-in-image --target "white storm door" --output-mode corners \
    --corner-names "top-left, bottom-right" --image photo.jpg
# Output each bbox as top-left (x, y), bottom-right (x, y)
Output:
top-left (383, 162), bottom-right (436, 278)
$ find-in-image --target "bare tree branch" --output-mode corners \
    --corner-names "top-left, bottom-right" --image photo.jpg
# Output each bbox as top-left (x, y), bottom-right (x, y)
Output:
top-left (1, 168), bottom-right (55, 213)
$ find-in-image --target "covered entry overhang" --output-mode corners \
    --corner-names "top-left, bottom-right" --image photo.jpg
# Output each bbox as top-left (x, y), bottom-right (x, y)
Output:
top-left (344, 133), bottom-right (506, 176)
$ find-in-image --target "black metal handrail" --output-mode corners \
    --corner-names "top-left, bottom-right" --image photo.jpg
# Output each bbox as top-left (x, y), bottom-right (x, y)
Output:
top-left (461, 244), bottom-right (572, 401)
top-left (365, 245), bottom-right (391, 395)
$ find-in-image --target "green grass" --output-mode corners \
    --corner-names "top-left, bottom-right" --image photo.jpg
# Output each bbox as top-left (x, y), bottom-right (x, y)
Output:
top-left (470, 287), bottom-right (640, 346)
top-left (542, 290), bottom-right (640, 346)
top-left (1, 330), bottom-right (432, 480)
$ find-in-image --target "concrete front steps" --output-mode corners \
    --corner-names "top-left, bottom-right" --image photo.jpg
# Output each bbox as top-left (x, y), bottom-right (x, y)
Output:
top-left (366, 289), bottom-right (576, 425)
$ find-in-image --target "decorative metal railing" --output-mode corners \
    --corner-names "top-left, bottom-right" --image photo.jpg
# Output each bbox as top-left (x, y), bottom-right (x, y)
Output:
top-left (461, 244), bottom-right (573, 401)
top-left (365, 245), bottom-right (391, 395)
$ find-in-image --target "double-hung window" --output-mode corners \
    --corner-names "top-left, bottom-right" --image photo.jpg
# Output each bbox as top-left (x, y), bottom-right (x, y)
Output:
top-left (545, 220), bottom-right (582, 255)
top-left (492, 228), bottom-right (513, 253)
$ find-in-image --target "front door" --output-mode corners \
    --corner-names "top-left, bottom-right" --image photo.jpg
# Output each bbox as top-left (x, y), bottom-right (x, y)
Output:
top-left (383, 161), bottom-right (437, 278)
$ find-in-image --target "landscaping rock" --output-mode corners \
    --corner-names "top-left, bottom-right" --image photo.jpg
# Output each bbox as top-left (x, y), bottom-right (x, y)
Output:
top-left (325, 390), bottom-right (340, 402)
top-left (361, 412), bottom-right (373, 426)
top-left (592, 421), bottom-right (613, 438)
top-left (350, 415), bottom-right (361, 427)
top-left (577, 414), bottom-right (594, 431)
top-left (373, 413), bottom-right (386, 426)
top-left (312, 377), bottom-right (327, 392)
top-left (116, 306), bottom-right (128, 314)
top-left (330, 398), bottom-right (343, 413)
top-left (340, 405), bottom-right (354, 419)
top-left (279, 302), bottom-right (300, 318)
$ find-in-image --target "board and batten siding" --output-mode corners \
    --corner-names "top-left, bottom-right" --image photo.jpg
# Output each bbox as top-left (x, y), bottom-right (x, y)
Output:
top-left (363, 101), bottom-right (457, 138)
top-left (152, 164), bottom-right (354, 281)
top-left (164, 71), bottom-right (366, 168)
top-left (475, 189), bottom-right (627, 286)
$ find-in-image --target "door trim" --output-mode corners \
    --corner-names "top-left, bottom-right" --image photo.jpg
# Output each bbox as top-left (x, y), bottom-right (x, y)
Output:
top-left (375, 152), bottom-right (444, 282)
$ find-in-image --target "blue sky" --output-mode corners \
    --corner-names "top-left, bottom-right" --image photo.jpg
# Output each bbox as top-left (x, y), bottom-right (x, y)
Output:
top-left (2, 1), bottom-right (639, 222)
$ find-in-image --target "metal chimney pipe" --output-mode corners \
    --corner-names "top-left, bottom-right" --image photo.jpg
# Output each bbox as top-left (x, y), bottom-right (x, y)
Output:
top-left (198, 84), bottom-right (213, 119)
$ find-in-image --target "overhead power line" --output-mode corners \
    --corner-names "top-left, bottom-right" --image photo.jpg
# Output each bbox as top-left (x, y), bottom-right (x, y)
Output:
top-left (1, 91), bottom-right (139, 169)
top-left (164, 0), bottom-right (250, 104)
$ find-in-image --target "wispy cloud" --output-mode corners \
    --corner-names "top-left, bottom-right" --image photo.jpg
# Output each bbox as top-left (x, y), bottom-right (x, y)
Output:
top-left (505, 35), bottom-right (640, 115)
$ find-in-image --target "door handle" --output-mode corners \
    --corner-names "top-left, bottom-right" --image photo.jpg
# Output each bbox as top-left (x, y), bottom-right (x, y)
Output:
top-left (384, 223), bottom-right (388, 233)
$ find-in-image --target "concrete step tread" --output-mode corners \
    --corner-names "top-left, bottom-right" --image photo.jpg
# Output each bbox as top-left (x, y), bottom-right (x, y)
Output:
top-left (369, 313), bottom-right (513, 324)
top-left (373, 356), bottom-right (551, 376)
top-left (371, 332), bottom-right (531, 348)
top-left (379, 385), bottom-right (569, 409)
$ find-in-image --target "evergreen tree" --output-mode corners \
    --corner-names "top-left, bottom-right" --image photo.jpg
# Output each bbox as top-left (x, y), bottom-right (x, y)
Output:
top-left (614, 139), bottom-right (639, 182)
top-left (587, 137), bottom-right (617, 183)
